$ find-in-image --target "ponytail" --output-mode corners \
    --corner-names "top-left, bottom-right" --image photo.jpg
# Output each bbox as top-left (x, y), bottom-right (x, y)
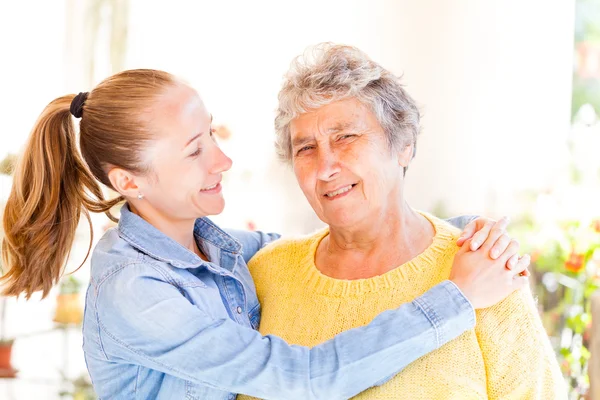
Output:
top-left (1, 95), bottom-right (121, 298)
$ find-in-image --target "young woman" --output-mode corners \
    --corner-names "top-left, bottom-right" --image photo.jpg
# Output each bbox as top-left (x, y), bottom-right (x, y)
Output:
top-left (1, 69), bottom-right (529, 399)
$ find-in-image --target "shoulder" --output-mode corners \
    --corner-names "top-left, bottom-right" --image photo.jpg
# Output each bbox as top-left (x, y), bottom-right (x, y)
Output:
top-left (91, 228), bottom-right (174, 284)
top-left (477, 285), bottom-right (539, 323)
top-left (475, 285), bottom-right (551, 346)
top-left (248, 229), bottom-right (327, 274)
top-left (254, 229), bottom-right (324, 260)
top-left (420, 212), bottom-right (463, 249)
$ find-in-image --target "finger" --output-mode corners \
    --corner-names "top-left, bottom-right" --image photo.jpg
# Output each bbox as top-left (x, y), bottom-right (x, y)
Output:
top-left (457, 238), bottom-right (473, 254)
top-left (457, 219), bottom-right (478, 246)
top-left (511, 254), bottom-right (531, 276)
top-left (470, 220), bottom-right (496, 251)
top-left (480, 217), bottom-right (510, 251)
top-left (506, 253), bottom-right (520, 270)
top-left (489, 233), bottom-right (511, 260)
top-left (498, 239), bottom-right (520, 263)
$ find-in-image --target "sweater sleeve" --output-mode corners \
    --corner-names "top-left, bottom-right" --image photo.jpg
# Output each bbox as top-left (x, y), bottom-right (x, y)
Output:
top-left (474, 286), bottom-right (567, 399)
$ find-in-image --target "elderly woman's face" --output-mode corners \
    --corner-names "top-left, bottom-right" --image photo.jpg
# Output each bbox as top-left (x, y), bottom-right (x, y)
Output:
top-left (290, 97), bottom-right (407, 228)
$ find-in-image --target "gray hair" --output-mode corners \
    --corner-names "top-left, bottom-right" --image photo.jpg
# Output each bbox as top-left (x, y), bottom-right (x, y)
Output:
top-left (275, 43), bottom-right (421, 164)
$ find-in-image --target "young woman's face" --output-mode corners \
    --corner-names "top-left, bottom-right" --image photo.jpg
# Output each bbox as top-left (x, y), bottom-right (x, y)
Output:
top-left (137, 84), bottom-right (232, 221)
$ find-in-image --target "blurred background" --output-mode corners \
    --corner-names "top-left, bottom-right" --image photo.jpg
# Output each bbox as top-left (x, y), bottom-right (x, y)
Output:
top-left (0, 0), bottom-right (599, 399)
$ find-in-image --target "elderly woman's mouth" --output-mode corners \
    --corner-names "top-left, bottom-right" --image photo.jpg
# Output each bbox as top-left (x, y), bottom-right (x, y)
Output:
top-left (324, 183), bottom-right (358, 199)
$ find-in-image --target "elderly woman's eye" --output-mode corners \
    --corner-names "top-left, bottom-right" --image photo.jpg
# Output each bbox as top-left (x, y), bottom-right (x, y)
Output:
top-left (297, 145), bottom-right (315, 155)
top-left (339, 134), bottom-right (356, 140)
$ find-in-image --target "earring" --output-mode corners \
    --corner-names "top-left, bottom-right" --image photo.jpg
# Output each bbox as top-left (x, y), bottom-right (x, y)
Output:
top-left (137, 193), bottom-right (144, 200)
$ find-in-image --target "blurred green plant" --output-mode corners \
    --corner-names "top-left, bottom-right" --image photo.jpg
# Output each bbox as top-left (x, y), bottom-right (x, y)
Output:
top-left (59, 275), bottom-right (83, 295)
top-left (515, 217), bottom-right (600, 397)
top-left (516, 219), bottom-right (600, 398)
top-left (510, 109), bottom-right (600, 398)
top-left (0, 153), bottom-right (16, 176)
top-left (0, 153), bottom-right (15, 344)
top-left (59, 373), bottom-right (97, 400)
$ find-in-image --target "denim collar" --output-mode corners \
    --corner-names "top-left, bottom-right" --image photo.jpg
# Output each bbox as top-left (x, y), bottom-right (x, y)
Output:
top-left (117, 203), bottom-right (241, 269)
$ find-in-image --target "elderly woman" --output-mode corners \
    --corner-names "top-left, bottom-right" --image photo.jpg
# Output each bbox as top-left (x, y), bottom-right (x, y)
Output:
top-left (240, 45), bottom-right (565, 399)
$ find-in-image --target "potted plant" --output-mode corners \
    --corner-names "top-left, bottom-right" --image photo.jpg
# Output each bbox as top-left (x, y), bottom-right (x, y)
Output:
top-left (0, 291), bottom-right (16, 378)
top-left (53, 275), bottom-right (84, 325)
top-left (0, 153), bottom-right (17, 378)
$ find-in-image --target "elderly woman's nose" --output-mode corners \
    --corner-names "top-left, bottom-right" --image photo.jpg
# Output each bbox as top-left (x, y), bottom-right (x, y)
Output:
top-left (316, 149), bottom-right (341, 181)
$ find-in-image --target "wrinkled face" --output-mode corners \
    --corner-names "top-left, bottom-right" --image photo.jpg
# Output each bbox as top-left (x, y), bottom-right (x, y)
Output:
top-left (138, 85), bottom-right (232, 220)
top-left (290, 97), bottom-right (409, 229)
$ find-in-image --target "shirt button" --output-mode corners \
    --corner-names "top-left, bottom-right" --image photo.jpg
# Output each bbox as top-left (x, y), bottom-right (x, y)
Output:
top-left (236, 306), bottom-right (243, 314)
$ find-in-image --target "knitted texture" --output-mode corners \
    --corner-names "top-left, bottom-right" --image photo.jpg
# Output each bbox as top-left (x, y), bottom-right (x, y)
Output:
top-left (238, 213), bottom-right (566, 399)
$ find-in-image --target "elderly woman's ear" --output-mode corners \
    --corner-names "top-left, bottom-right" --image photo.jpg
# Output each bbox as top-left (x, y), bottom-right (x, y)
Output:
top-left (397, 143), bottom-right (415, 168)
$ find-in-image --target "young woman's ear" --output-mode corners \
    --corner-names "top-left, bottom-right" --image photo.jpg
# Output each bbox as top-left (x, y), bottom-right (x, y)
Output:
top-left (107, 167), bottom-right (141, 199)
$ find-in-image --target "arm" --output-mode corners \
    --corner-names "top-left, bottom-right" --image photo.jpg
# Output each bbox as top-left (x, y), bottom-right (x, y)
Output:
top-left (445, 215), bottom-right (478, 230)
top-left (97, 265), bottom-right (475, 400)
top-left (475, 286), bottom-right (567, 399)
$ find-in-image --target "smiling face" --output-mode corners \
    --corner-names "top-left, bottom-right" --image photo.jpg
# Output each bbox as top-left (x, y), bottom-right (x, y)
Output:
top-left (134, 84), bottom-right (233, 221)
top-left (290, 97), bottom-right (410, 229)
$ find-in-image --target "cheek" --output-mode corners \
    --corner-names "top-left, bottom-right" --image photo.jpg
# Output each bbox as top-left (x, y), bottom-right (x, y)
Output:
top-left (294, 163), bottom-right (315, 193)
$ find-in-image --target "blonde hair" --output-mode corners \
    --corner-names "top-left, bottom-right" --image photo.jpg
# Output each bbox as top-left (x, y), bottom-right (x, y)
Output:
top-left (1, 69), bottom-right (178, 298)
top-left (275, 43), bottom-right (420, 163)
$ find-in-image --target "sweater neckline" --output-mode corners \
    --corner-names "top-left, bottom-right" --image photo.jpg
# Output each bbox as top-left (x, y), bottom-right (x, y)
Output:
top-left (298, 211), bottom-right (459, 297)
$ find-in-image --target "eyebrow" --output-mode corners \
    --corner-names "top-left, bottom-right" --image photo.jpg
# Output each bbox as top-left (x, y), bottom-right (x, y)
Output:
top-left (291, 121), bottom-right (356, 148)
top-left (185, 132), bottom-right (204, 148)
top-left (291, 135), bottom-right (314, 149)
top-left (326, 121), bottom-right (354, 134)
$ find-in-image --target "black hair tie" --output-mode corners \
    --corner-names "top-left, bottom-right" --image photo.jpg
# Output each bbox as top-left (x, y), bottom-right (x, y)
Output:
top-left (70, 92), bottom-right (89, 118)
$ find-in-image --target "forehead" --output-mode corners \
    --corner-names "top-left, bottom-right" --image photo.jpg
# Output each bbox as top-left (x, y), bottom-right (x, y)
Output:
top-left (153, 85), bottom-right (210, 131)
top-left (290, 97), bottom-right (379, 137)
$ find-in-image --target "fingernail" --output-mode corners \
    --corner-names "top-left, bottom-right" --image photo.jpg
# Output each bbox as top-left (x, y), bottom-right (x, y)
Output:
top-left (491, 250), bottom-right (499, 258)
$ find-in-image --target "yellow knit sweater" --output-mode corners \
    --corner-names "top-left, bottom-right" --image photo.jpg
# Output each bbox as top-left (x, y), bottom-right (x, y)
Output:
top-left (238, 214), bottom-right (566, 399)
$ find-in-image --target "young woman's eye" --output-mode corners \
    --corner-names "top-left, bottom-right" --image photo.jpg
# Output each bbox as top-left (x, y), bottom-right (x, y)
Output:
top-left (189, 148), bottom-right (202, 157)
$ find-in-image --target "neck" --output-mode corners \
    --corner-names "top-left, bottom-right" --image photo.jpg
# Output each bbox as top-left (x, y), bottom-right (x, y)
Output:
top-left (129, 203), bottom-right (205, 259)
top-left (316, 202), bottom-right (434, 279)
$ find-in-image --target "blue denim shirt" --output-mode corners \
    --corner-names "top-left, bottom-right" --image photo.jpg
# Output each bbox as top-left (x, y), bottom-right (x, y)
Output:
top-left (82, 205), bottom-right (476, 399)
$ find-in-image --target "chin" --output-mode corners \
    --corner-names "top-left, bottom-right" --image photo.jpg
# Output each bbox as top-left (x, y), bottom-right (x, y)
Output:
top-left (322, 212), bottom-right (362, 229)
top-left (207, 201), bottom-right (226, 216)
top-left (191, 197), bottom-right (226, 218)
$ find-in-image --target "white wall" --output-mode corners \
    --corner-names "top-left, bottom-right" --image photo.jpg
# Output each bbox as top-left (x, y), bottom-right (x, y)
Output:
top-left (123, 0), bottom-right (575, 231)
top-left (0, 0), bottom-right (575, 231)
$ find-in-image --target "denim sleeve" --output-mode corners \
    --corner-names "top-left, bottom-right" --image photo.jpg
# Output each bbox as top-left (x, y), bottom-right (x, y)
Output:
top-left (96, 265), bottom-right (475, 400)
top-left (225, 229), bottom-right (281, 263)
top-left (445, 215), bottom-right (478, 230)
